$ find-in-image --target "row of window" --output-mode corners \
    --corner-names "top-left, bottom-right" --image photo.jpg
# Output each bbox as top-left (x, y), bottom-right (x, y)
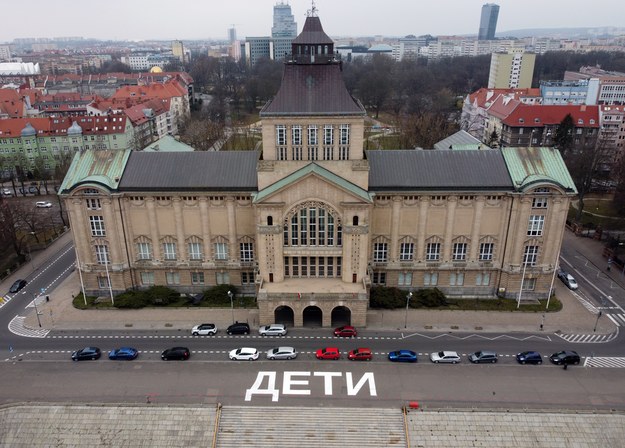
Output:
top-left (277, 145), bottom-right (350, 161)
top-left (128, 271), bottom-right (255, 288)
top-left (372, 271), bottom-right (493, 287)
top-left (284, 256), bottom-right (342, 278)
top-left (276, 124), bottom-right (350, 146)
top-left (373, 242), bottom-right (494, 262)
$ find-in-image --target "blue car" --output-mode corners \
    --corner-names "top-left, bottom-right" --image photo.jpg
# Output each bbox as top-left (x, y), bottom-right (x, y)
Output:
top-left (388, 350), bottom-right (418, 363)
top-left (516, 351), bottom-right (543, 365)
top-left (108, 347), bottom-right (139, 360)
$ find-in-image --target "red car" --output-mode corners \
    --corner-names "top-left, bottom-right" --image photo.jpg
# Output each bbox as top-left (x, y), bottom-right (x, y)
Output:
top-left (348, 348), bottom-right (372, 361)
top-left (334, 325), bottom-right (357, 337)
top-left (316, 347), bottom-right (341, 360)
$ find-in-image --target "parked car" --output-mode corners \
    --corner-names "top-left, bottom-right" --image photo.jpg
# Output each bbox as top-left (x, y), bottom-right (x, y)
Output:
top-left (557, 270), bottom-right (578, 290)
top-left (71, 347), bottom-right (101, 361)
top-left (315, 347), bottom-right (340, 360)
top-left (259, 323), bottom-right (287, 336)
top-left (388, 350), bottom-right (418, 363)
top-left (266, 346), bottom-right (297, 360)
top-left (191, 323), bottom-right (217, 336)
top-left (333, 325), bottom-right (357, 337)
top-left (229, 347), bottom-right (259, 361)
top-left (348, 348), bottom-right (372, 361)
top-left (516, 351), bottom-right (543, 365)
top-left (468, 350), bottom-right (498, 364)
top-left (8, 279), bottom-right (27, 294)
top-left (108, 347), bottom-right (139, 360)
top-left (429, 351), bottom-right (461, 364)
top-left (161, 347), bottom-right (190, 360)
top-left (549, 350), bottom-right (581, 365)
top-left (226, 322), bottom-right (250, 335)
top-left (35, 201), bottom-right (52, 208)
top-left (1, 188), bottom-right (13, 196)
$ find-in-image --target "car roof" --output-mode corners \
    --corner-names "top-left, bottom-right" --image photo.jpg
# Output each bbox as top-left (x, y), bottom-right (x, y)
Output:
top-left (275, 346), bottom-right (294, 351)
top-left (442, 351), bottom-right (459, 356)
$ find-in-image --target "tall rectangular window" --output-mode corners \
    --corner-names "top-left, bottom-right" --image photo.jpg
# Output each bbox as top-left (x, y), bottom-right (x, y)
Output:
top-left (309, 208), bottom-right (317, 245)
top-left (240, 242), bottom-right (254, 262)
top-left (523, 245), bottom-right (539, 266)
top-left (479, 243), bottom-right (494, 261)
top-left (89, 216), bottom-right (105, 236)
top-left (276, 125), bottom-right (286, 145)
top-left (426, 243), bottom-right (440, 261)
top-left (291, 125), bottom-right (302, 145)
top-left (323, 125), bottom-right (333, 145)
top-left (86, 198), bottom-right (101, 210)
top-left (308, 146), bottom-right (318, 160)
top-left (215, 242), bottom-right (228, 260)
top-left (293, 146), bottom-right (302, 160)
top-left (188, 242), bottom-right (202, 260)
top-left (278, 147), bottom-right (287, 160)
top-left (424, 272), bottom-right (438, 286)
top-left (372, 272), bottom-right (386, 285)
top-left (527, 215), bottom-right (545, 236)
top-left (398, 272), bottom-right (412, 286)
top-left (140, 272), bottom-right (154, 285)
top-left (400, 243), bottom-right (414, 261)
top-left (216, 272), bottom-right (230, 285)
top-left (373, 242), bottom-right (388, 262)
top-left (166, 272), bottom-right (180, 285)
top-left (339, 146), bottom-right (349, 160)
top-left (452, 243), bottom-right (467, 261)
top-left (95, 245), bottom-right (109, 265)
top-left (339, 124), bottom-right (350, 145)
top-left (476, 272), bottom-right (491, 286)
top-left (308, 125), bottom-right (318, 145)
top-left (532, 197), bottom-right (548, 208)
top-left (163, 242), bottom-right (177, 260)
top-left (324, 146), bottom-right (333, 160)
top-left (241, 272), bottom-right (254, 284)
top-left (450, 272), bottom-right (464, 286)
top-left (137, 242), bottom-right (152, 260)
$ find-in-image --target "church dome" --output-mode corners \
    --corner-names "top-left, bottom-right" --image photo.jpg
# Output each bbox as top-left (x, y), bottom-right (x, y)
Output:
top-left (21, 122), bottom-right (36, 137)
top-left (67, 121), bottom-right (83, 135)
top-left (150, 66), bottom-right (163, 73)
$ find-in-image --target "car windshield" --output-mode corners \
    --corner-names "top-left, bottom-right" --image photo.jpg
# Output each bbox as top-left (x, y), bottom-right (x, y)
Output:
top-left (437, 351), bottom-right (445, 357)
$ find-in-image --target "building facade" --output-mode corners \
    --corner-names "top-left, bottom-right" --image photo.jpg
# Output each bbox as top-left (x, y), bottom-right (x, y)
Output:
top-left (488, 51), bottom-right (536, 89)
top-left (59, 14), bottom-right (577, 328)
top-left (478, 3), bottom-right (500, 41)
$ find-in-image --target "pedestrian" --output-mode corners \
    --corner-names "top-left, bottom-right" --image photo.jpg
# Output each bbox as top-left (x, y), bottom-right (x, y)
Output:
top-left (563, 361), bottom-right (568, 370)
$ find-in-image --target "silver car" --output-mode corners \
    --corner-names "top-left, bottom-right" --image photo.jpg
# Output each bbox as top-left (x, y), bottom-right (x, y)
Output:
top-left (429, 350), bottom-right (461, 364)
top-left (259, 324), bottom-right (287, 336)
top-left (266, 346), bottom-right (298, 360)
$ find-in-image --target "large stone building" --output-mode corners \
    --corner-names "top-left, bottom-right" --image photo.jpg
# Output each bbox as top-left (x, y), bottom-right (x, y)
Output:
top-left (59, 14), bottom-right (577, 328)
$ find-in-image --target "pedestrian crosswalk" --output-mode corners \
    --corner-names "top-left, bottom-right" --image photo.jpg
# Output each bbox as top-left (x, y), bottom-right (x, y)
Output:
top-left (584, 356), bottom-right (625, 368)
top-left (607, 313), bottom-right (625, 327)
top-left (556, 331), bottom-right (618, 343)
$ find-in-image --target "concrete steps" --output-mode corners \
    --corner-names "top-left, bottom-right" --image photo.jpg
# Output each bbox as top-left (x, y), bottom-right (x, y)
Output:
top-left (217, 406), bottom-right (406, 448)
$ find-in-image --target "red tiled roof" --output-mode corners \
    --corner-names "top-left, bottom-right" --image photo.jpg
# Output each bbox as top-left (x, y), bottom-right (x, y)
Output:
top-left (502, 104), bottom-right (600, 127)
top-left (0, 89), bottom-right (25, 118)
top-left (486, 94), bottom-right (522, 119)
top-left (0, 114), bottom-right (128, 137)
top-left (468, 87), bottom-right (541, 109)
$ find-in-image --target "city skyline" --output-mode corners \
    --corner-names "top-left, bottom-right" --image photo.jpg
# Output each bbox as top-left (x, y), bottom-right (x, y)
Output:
top-left (1, 0), bottom-right (624, 43)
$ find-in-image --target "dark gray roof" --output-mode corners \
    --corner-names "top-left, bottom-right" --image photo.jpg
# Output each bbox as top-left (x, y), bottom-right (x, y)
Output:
top-left (260, 64), bottom-right (365, 116)
top-left (367, 150), bottom-right (514, 191)
top-left (119, 151), bottom-right (259, 191)
top-left (292, 16), bottom-right (333, 45)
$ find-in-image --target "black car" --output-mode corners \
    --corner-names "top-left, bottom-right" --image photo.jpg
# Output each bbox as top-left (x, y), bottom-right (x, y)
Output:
top-left (71, 347), bottom-right (101, 361)
top-left (226, 322), bottom-right (250, 335)
top-left (516, 351), bottom-right (543, 365)
top-left (9, 279), bottom-right (27, 294)
top-left (161, 347), bottom-right (190, 361)
top-left (549, 350), bottom-right (581, 365)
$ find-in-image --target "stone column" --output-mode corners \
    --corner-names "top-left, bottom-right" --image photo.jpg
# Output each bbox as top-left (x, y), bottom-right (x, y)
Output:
top-left (443, 197), bottom-right (458, 261)
top-left (199, 198), bottom-right (212, 261)
top-left (146, 199), bottom-right (161, 260)
top-left (226, 197), bottom-right (238, 261)
top-left (173, 198), bottom-right (186, 261)
top-left (416, 196), bottom-right (429, 261)
top-left (390, 196), bottom-right (401, 261)
top-left (470, 197), bottom-right (485, 260)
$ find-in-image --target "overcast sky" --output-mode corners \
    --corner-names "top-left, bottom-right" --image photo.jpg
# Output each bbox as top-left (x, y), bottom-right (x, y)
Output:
top-left (1, 0), bottom-right (623, 43)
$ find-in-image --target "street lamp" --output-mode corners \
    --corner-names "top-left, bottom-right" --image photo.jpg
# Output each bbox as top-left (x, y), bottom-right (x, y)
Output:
top-left (404, 292), bottom-right (413, 329)
top-left (593, 311), bottom-right (603, 332)
top-left (228, 290), bottom-right (234, 324)
top-left (32, 293), bottom-right (42, 328)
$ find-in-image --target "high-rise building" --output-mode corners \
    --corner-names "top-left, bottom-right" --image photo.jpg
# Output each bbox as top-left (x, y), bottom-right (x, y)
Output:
top-left (171, 40), bottom-right (185, 64)
top-left (488, 50), bottom-right (536, 89)
top-left (272, 2), bottom-right (297, 38)
top-left (478, 3), bottom-right (500, 41)
top-left (228, 27), bottom-right (237, 44)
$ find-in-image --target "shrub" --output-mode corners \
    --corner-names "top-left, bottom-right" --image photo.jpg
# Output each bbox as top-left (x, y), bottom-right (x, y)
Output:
top-left (414, 288), bottom-right (447, 308)
top-left (203, 284), bottom-right (238, 306)
top-left (114, 290), bottom-right (148, 309)
top-left (144, 285), bottom-right (179, 306)
top-left (369, 286), bottom-right (405, 309)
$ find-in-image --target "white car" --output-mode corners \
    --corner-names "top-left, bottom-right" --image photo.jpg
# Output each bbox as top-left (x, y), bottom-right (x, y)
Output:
top-left (259, 323), bottom-right (287, 336)
top-left (429, 350), bottom-right (461, 364)
top-left (266, 346), bottom-right (298, 360)
top-left (229, 347), bottom-right (259, 361)
top-left (191, 323), bottom-right (217, 336)
top-left (35, 201), bottom-right (52, 208)
top-left (2, 188), bottom-right (12, 196)
top-left (557, 270), bottom-right (578, 290)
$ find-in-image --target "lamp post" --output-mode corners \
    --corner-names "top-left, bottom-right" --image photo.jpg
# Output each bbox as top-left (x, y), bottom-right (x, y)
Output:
top-left (593, 311), bottom-right (603, 332)
top-left (228, 290), bottom-right (234, 324)
top-left (404, 291), bottom-right (413, 329)
top-left (32, 293), bottom-right (42, 328)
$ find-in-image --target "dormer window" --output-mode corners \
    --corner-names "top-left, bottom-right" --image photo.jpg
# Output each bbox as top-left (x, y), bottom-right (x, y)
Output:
top-left (578, 119), bottom-right (584, 124)
top-left (519, 118), bottom-right (524, 124)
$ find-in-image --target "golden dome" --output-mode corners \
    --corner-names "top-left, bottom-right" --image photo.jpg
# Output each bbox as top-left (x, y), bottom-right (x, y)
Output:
top-left (150, 66), bottom-right (163, 73)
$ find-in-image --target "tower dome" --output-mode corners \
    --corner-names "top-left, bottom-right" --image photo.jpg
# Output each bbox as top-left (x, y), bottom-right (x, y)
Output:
top-left (21, 122), bottom-right (36, 137)
top-left (67, 121), bottom-right (83, 135)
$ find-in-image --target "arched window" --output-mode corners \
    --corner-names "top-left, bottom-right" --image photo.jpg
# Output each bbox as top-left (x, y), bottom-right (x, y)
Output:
top-left (283, 203), bottom-right (342, 247)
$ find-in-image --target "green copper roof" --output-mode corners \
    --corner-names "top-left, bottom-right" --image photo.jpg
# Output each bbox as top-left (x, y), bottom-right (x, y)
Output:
top-left (59, 149), bottom-right (132, 194)
top-left (143, 135), bottom-right (194, 152)
top-left (253, 163), bottom-right (373, 204)
top-left (501, 147), bottom-right (577, 194)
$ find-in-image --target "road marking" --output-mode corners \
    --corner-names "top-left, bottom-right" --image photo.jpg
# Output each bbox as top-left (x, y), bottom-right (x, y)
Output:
top-left (7, 315), bottom-right (50, 338)
top-left (585, 357), bottom-right (625, 368)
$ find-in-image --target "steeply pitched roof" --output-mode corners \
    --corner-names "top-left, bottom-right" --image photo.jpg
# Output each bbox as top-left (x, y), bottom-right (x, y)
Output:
top-left (292, 16), bottom-right (333, 45)
top-left (253, 163), bottom-right (373, 204)
top-left (118, 151), bottom-right (259, 191)
top-left (502, 147), bottom-right (577, 193)
top-left (260, 63), bottom-right (365, 116)
top-left (367, 150), bottom-right (514, 191)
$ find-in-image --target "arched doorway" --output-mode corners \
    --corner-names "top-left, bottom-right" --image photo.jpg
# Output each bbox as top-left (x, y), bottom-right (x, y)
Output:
top-left (274, 306), bottom-right (294, 326)
top-left (302, 306), bottom-right (323, 327)
top-left (331, 306), bottom-right (351, 327)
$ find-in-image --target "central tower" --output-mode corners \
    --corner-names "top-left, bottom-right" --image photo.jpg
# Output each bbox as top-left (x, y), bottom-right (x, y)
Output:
top-left (254, 11), bottom-right (371, 328)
